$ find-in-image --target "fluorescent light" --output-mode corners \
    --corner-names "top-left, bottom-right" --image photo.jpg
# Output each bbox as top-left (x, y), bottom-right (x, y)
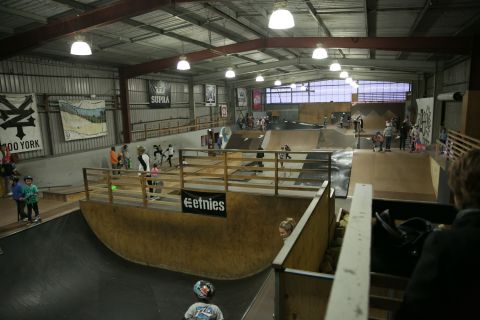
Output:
top-left (312, 43), bottom-right (328, 59)
top-left (329, 61), bottom-right (341, 71)
top-left (70, 35), bottom-right (92, 56)
top-left (290, 83), bottom-right (296, 89)
top-left (256, 75), bottom-right (265, 82)
top-left (177, 55), bottom-right (190, 70)
top-left (225, 67), bottom-right (236, 78)
top-left (339, 71), bottom-right (349, 78)
top-left (345, 77), bottom-right (353, 84)
top-left (268, 1), bottom-right (295, 29)
top-left (351, 81), bottom-right (359, 89)
top-left (300, 84), bottom-right (307, 91)
top-left (274, 80), bottom-right (282, 86)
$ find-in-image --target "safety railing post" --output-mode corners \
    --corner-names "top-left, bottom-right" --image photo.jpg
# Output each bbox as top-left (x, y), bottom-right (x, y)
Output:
top-left (224, 151), bottom-right (229, 192)
top-left (274, 152), bottom-right (279, 195)
top-left (179, 149), bottom-right (185, 189)
top-left (83, 168), bottom-right (90, 200)
top-left (107, 169), bottom-right (113, 204)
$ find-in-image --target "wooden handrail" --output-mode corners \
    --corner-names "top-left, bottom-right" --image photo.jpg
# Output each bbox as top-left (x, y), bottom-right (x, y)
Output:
top-left (444, 129), bottom-right (480, 162)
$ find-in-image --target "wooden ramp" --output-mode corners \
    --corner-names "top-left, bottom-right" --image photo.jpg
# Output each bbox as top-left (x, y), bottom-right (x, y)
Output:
top-left (42, 185), bottom-right (86, 202)
top-left (348, 150), bottom-right (436, 201)
top-left (266, 130), bottom-right (321, 150)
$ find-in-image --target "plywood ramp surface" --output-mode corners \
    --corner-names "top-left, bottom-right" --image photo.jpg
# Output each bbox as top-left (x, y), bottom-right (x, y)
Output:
top-left (348, 150), bottom-right (436, 201)
top-left (80, 192), bottom-right (309, 280)
top-left (266, 130), bottom-right (320, 150)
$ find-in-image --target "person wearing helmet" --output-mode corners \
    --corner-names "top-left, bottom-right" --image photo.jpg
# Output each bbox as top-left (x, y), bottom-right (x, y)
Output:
top-left (184, 280), bottom-right (224, 320)
top-left (23, 176), bottom-right (41, 223)
top-left (11, 175), bottom-right (27, 222)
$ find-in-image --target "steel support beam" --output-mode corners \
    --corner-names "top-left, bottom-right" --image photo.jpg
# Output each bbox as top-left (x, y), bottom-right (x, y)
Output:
top-left (121, 37), bottom-right (472, 78)
top-left (119, 71), bottom-right (131, 144)
top-left (398, 0), bottom-right (433, 59)
top-left (366, 0), bottom-right (378, 59)
top-left (0, 0), bottom-right (224, 60)
top-left (0, 6), bottom-right (47, 24)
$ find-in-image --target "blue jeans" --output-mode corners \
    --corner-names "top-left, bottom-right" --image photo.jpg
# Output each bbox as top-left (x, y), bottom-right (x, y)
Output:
top-left (385, 136), bottom-right (392, 150)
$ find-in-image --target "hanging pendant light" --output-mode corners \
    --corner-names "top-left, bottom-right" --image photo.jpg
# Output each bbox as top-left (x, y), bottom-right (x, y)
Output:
top-left (345, 77), bottom-right (353, 84)
top-left (300, 84), bottom-right (307, 91)
top-left (329, 60), bottom-right (341, 72)
top-left (70, 35), bottom-right (92, 56)
top-left (274, 80), bottom-right (282, 86)
top-left (225, 67), bottom-right (236, 78)
top-left (339, 71), bottom-right (349, 78)
top-left (268, 1), bottom-right (295, 30)
top-left (290, 83), bottom-right (297, 89)
top-left (177, 55), bottom-right (191, 70)
top-left (312, 43), bottom-right (328, 59)
top-left (256, 75), bottom-right (265, 82)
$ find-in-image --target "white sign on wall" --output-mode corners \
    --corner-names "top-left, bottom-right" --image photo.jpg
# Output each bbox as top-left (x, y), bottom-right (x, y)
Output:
top-left (0, 93), bottom-right (43, 153)
top-left (416, 97), bottom-right (434, 145)
top-left (205, 84), bottom-right (217, 107)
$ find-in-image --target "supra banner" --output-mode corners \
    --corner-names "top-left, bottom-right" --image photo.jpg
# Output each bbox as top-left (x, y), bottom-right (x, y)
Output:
top-left (0, 93), bottom-right (43, 153)
top-left (181, 189), bottom-right (226, 217)
top-left (149, 80), bottom-right (171, 108)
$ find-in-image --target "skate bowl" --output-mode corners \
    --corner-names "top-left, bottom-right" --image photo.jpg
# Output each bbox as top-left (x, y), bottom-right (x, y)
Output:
top-left (225, 130), bottom-right (264, 150)
top-left (80, 189), bottom-right (322, 280)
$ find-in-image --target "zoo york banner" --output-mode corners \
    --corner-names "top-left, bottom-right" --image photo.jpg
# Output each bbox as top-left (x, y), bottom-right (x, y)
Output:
top-left (148, 80), bottom-right (171, 108)
top-left (0, 93), bottom-right (43, 153)
top-left (181, 189), bottom-right (227, 217)
top-left (59, 100), bottom-right (107, 141)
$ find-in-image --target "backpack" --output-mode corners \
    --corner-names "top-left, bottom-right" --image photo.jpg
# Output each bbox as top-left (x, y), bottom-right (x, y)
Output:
top-left (371, 209), bottom-right (433, 276)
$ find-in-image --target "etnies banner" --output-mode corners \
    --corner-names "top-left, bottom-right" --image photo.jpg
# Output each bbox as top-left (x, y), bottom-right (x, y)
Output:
top-left (182, 189), bottom-right (227, 217)
top-left (148, 80), bottom-right (171, 108)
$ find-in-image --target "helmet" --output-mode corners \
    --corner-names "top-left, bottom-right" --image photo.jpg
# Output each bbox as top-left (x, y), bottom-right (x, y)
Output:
top-left (193, 280), bottom-right (215, 301)
top-left (24, 175), bottom-right (33, 181)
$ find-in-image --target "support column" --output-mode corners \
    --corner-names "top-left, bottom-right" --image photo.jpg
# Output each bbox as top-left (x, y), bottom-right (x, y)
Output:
top-left (461, 38), bottom-right (480, 140)
top-left (119, 70), bottom-right (132, 143)
top-left (188, 78), bottom-right (195, 124)
top-left (431, 61), bottom-right (444, 142)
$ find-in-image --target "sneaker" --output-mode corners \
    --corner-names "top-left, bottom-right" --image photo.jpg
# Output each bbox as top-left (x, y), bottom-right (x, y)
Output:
top-left (34, 216), bottom-right (41, 222)
top-left (22, 218), bottom-right (28, 222)
top-left (7, 192), bottom-right (12, 196)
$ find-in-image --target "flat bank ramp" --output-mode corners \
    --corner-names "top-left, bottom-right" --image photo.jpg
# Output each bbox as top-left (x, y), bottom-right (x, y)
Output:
top-left (266, 130), bottom-right (320, 150)
top-left (0, 211), bottom-right (269, 320)
top-left (348, 150), bottom-right (436, 201)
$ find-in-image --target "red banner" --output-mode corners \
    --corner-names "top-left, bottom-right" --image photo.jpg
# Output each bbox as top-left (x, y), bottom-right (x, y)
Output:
top-left (252, 89), bottom-right (262, 110)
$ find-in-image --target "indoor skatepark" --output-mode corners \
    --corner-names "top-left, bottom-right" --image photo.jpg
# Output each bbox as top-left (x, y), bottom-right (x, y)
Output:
top-left (1, 1), bottom-right (480, 319)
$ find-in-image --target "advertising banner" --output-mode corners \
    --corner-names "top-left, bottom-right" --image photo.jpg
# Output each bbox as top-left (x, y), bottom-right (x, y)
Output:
top-left (252, 89), bottom-right (262, 110)
top-left (181, 189), bottom-right (226, 217)
top-left (205, 84), bottom-right (216, 107)
top-left (237, 88), bottom-right (247, 107)
top-left (59, 100), bottom-right (107, 141)
top-left (149, 80), bottom-right (171, 108)
top-left (0, 93), bottom-right (43, 153)
top-left (220, 104), bottom-right (228, 118)
top-left (416, 97), bottom-right (434, 145)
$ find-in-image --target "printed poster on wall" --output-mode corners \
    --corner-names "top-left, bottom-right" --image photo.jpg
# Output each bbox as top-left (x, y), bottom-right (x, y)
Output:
top-left (148, 80), bottom-right (171, 108)
top-left (252, 89), bottom-right (263, 110)
top-left (416, 97), bottom-right (434, 145)
top-left (0, 93), bottom-right (43, 153)
top-left (220, 104), bottom-right (228, 118)
top-left (237, 88), bottom-right (247, 107)
top-left (59, 100), bottom-right (107, 141)
top-left (182, 189), bottom-right (227, 217)
top-left (205, 84), bottom-right (216, 107)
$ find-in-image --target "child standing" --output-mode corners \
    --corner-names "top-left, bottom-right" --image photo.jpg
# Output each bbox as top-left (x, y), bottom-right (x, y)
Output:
top-left (184, 280), bottom-right (224, 320)
top-left (11, 176), bottom-right (27, 222)
top-left (167, 144), bottom-right (174, 167)
top-left (150, 163), bottom-right (160, 198)
top-left (23, 176), bottom-right (40, 223)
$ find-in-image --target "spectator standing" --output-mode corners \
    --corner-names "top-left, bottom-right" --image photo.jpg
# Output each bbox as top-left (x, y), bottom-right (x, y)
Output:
top-left (23, 176), bottom-right (40, 223)
top-left (279, 146), bottom-right (286, 168)
top-left (279, 217), bottom-right (296, 240)
top-left (399, 119), bottom-right (411, 151)
top-left (256, 146), bottom-right (265, 173)
top-left (410, 125), bottom-right (420, 152)
top-left (216, 136), bottom-right (222, 149)
top-left (396, 149), bottom-right (480, 319)
top-left (121, 145), bottom-right (130, 169)
top-left (110, 146), bottom-right (119, 174)
top-left (383, 122), bottom-right (393, 152)
top-left (137, 146), bottom-right (151, 198)
top-left (284, 144), bottom-right (292, 159)
top-left (149, 163), bottom-right (160, 199)
top-left (11, 176), bottom-right (27, 221)
top-left (184, 280), bottom-right (224, 320)
top-left (167, 144), bottom-right (174, 167)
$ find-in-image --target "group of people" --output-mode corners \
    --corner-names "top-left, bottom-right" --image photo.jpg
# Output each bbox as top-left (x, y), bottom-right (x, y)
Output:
top-left (110, 143), bottom-right (175, 175)
top-left (11, 175), bottom-right (41, 224)
top-left (237, 113), bottom-right (270, 131)
top-left (110, 145), bottom-right (130, 174)
top-left (371, 117), bottom-right (425, 153)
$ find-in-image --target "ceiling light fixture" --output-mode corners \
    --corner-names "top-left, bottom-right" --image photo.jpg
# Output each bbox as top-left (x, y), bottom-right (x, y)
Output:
top-left (274, 80), bottom-right (282, 86)
top-left (351, 81), bottom-right (359, 89)
top-left (329, 61), bottom-right (341, 72)
top-left (300, 84), bottom-right (307, 91)
top-left (70, 35), bottom-right (92, 56)
top-left (256, 75), bottom-right (265, 82)
top-left (312, 43), bottom-right (328, 59)
top-left (225, 67), bottom-right (236, 78)
top-left (290, 83), bottom-right (297, 89)
top-left (339, 71), bottom-right (349, 78)
top-left (268, 1), bottom-right (295, 30)
top-left (177, 55), bottom-right (190, 71)
top-left (345, 77), bottom-right (353, 84)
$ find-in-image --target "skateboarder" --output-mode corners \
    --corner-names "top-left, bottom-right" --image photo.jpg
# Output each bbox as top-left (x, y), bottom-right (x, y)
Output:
top-left (23, 176), bottom-right (41, 223)
top-left (184, 280), bottom-right (224, 320)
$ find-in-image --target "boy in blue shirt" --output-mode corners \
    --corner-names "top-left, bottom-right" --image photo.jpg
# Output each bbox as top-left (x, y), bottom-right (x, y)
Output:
top-left (184, 280), bottom-right (224, 320)
top-left (11, 176), bottom-right (27, 222)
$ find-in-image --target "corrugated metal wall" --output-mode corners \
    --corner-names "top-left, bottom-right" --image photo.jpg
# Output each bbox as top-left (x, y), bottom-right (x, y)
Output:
top-left (0, 56), bottom-right (229, 160)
